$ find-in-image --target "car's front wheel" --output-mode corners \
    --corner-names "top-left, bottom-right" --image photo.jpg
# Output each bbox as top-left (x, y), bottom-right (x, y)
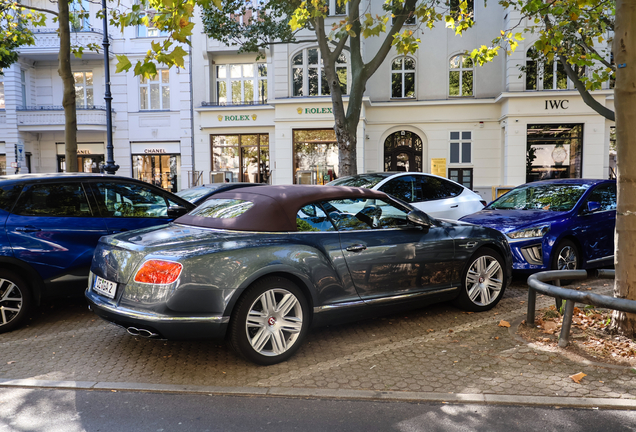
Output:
top-left (551, 239), bottom-right (580, 285)
top-left (454, 248), bottom-right (506, 312)
top-left (0, 270), bottom-right (32, 334)
top-left (229, 276), bottom-right (309, 365)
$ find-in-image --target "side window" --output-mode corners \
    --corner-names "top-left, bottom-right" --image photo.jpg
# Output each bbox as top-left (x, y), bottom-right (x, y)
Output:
top-left (92, 182), bottom-right (169, 218)
top-left (0, 183), bottom-right (24, 212)
top-left (586, 184), bottom-right (617, 211)
top-left (320, 198), bottom-right (410, 231)
top-left (378, 176), bottom-right (422, 203)
top-left (420, 177), bottom-right (463, 201)
top-left (296, 203), bottom-right (336, 232)
top-left (13, 183), bottom-right (92, 217)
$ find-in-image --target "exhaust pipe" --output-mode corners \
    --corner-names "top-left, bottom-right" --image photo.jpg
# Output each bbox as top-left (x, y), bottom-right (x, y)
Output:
top-left (127, 327), bottom-right (159, 338)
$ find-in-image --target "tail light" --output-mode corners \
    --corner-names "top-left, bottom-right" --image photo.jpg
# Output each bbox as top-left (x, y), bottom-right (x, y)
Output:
top-left (134, 260), bottom-right (183, 284)
top-left (480, 200), bottom-right (488, 207)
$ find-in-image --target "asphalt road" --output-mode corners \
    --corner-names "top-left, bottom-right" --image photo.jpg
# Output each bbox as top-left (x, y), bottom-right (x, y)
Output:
top-left (1, 387), bottom-right (635, 432)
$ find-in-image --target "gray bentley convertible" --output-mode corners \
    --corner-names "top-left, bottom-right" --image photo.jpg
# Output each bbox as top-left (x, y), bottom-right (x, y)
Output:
top-left (86, 185), bottom-right (512, 365)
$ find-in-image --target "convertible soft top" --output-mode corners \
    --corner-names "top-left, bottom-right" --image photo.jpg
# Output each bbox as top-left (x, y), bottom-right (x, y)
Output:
top-left (175, 185), bottom-right (388, 232)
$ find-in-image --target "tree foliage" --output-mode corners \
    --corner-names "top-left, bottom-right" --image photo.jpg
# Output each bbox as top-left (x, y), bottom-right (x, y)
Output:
top-left (0, 2), bottom-right (46, 73)
top-left (473, 0), bottom-right (616, 120)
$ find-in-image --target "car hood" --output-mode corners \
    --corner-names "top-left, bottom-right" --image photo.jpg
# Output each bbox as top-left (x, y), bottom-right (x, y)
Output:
top-left (459, 210), bottom-right (569, 233)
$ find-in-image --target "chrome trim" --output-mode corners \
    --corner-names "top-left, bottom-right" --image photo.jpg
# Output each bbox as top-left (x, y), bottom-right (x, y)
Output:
top-left (313, 287), bottom-right (459, 313)
top-left (86, 290), bottom-right (229, 324)
top-left (458, 241), bottom-right (478, 248)
top-left (587, 255), bottom-right (614, 264)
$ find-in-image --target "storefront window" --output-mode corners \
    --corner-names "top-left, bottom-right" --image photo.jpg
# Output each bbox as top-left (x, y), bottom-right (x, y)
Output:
top-left (526, 124), bottom-right (583, 183)
top-left (211, 134), bottom-right (269, 183)
top-left (132, 154), bottom-right (180, 193)
top-left (293, 129), bottom-right (339, 184)
top-left (58, 154), bottom-right (105, 173)
top-left (0, 154), bottom-right (5, 175)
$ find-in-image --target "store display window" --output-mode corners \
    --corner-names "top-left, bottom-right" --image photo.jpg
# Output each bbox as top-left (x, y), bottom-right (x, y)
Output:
top-left (211, 134), bottom-right (270, 183)
top-left (293, 129), bottom-right (339, 185)
top-left (526, 124), bottom-right (583, 183)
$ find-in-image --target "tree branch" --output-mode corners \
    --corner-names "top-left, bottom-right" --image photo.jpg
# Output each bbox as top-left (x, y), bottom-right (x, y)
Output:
top-left (13, 2), bottom-right (57, 16)
top-left (559, 55), bottom-right (615, 121)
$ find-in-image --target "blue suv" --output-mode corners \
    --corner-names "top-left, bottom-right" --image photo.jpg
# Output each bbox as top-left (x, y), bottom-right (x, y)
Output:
top-left (0, 173), bottom-right (195, 333)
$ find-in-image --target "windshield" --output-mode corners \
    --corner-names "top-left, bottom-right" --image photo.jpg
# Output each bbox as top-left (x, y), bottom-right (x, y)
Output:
top-left (488, 183), bottom-right (590, 211)
top-left (175, 185), bottom-right (224, 203)
top-left (327, 174), bottom-right (391, 188)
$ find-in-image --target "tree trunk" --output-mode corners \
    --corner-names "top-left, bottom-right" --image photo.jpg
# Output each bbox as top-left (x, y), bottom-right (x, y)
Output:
top-left (610, 0), bottom-right (636, 338)
top-left (58, 0), bottom-right (78, 173)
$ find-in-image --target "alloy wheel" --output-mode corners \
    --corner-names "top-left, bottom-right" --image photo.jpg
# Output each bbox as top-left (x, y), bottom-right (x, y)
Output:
top-left (465, 255), bottom-right (503, 307)
top-left (0, 278), bottom-right (23, 327)
top-left (556, 246), bottom-right (578, 270)
top-left (245, 288), bottom-right (303, 357)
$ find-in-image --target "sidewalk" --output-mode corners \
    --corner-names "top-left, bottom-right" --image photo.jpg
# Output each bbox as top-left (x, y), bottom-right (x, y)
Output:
top-left (1, 277), bottom-right (635, 408)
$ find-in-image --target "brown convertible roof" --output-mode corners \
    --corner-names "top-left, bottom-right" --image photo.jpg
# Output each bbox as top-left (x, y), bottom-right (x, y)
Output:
top-left (175, 185), bottom-right (388, 232)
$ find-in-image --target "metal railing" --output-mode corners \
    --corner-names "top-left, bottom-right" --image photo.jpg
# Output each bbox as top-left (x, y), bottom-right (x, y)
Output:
top-left (526, 269), bottom-right (636, 347)
top-left (16, 105), bottom-right (112, 111)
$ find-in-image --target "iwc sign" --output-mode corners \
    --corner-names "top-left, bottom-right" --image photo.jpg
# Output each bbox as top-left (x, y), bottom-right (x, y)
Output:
top-left (545, 100), bottom-right (569, 110)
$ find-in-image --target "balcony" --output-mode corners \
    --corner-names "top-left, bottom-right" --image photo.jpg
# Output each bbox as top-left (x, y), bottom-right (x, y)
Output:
top-left (19, 27), bottom-right (113, 61)
top-left (16, 106), bottom-right (114, 132)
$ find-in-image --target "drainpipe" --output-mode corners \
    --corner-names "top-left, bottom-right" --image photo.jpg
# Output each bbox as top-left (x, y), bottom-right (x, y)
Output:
top-left (189, 37), bottom-right (195, 184)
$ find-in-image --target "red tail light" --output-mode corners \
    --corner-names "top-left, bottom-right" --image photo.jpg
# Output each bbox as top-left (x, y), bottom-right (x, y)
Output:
top-left (480, 200), bottom-right (488, 207)
top-left (134, 260), bottom-right (183, 284)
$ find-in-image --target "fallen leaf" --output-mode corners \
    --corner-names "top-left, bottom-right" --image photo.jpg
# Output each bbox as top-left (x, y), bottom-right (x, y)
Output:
top-left (494, 336), bottom-right (500, 340)
top-left (498, 320), bottom-right (511, 328)
top-left (448, 329), bottom-right (454, 333)
top-left (7, 361), bottom-right (15, 365)
top-left (542, 321), bottom-right (558, 333)
top-left (569, 372), bottom-right (587, 383)
top-left (427, 329), bottom-right (434, 332)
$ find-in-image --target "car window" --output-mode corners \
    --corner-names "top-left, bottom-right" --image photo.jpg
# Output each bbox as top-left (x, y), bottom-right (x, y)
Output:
top-left (327, 174), bottom-right (389, 188)
top-left (488, 183), bottom-right (590, 211)
top-left (420, 176), bottom-right (463, 201)
top-left (320, 198), bottom-right (409, 231)
top-left (13, 183), bottom-right (93, 217)
top-left (0, 183), bottom-right (24, 212)
top-left (586, 183), bottom-right (616, 211)
top-left (175, 186), bottom-right (214, 203)
top-left (296, 203), bottom-right (336, 232)
top-left (189, 198), bottom-right (253, 218)
top-left (379, 176), bottom-right (422, 203)
top-left (92, 182), bottom-right (170, 218)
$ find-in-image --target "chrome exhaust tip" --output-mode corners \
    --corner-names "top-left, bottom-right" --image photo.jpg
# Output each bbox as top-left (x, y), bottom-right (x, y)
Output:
top-left (126, 327), bottom-right (159, 338)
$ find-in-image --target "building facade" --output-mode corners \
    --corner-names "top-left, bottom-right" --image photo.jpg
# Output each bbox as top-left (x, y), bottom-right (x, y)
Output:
top-left (0, 1), bottom-right (615, 201)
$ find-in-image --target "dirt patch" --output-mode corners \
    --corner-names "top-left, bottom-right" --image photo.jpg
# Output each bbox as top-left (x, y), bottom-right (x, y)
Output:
top-left (517, 304), bottom-right (636, 368)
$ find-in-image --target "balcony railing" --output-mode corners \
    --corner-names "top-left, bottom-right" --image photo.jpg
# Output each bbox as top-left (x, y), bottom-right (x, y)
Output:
top-left (200, 100), bottom-right (269, 108)
top-left (20, 27), bottom-right (112, 59)
top-left (16, 105), bottom-right (114, 130)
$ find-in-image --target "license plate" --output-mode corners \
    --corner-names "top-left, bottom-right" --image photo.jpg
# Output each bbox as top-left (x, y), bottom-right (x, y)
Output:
top-left (93, 276), bottom-right (117, 299)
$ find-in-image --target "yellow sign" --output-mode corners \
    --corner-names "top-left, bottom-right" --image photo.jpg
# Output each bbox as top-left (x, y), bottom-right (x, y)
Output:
top-left (431, 158), bottom-right (447, 177)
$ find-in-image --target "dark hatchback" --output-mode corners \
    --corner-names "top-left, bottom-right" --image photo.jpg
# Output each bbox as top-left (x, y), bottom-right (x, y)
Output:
top-left (0, 173), bottom-right (195, 333)
top-left (460, 179), bottom-right (616, 275)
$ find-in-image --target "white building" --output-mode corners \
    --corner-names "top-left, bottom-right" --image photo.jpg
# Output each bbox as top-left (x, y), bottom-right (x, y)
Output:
top-left (1, 1), bottom-right (615, 200)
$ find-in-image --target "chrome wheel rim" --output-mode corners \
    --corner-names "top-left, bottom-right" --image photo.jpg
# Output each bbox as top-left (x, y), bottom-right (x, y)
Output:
top-left (556, 246), bottom-right (577, 270)
top-left (245, 288), bottom-right (303, 357)
top-left (465, 255), bottom-right (503, 306)
top-left (0, 278), bottom-right (22, 327)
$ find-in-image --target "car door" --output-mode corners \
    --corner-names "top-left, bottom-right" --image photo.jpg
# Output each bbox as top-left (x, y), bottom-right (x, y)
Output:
top-left (88, 180), bottom-right (189, 234)
top-left (5, 180), bottom-right (108, 296)
top-left (574, 183), bottom-right (616, 263)
top-left (415, 175), bottom-right (466, 220)
top-left (321, 197), bottom-right (455, 301)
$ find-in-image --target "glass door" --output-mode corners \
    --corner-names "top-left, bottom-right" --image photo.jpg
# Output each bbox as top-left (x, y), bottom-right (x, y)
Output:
top-left (132, 154), bottom-right (181, 193)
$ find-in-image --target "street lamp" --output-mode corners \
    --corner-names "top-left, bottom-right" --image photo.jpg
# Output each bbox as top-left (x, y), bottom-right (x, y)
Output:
top-left (101, 0), bottom-right (119, 174)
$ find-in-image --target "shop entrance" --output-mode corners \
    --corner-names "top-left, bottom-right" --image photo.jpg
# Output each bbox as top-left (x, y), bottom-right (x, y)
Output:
top-left (57, 154), bottom-right (105, 173)
top-left (384, 131), bottom-right (423, 172)
top-left (293, 129), bottom-right (339, 184)
top-left (132, 154), bottom-right (180, 193)
top-left (211, 134), bottom-right (270, 183)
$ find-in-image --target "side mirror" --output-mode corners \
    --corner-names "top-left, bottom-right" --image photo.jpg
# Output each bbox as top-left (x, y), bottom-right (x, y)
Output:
top-left (585, 201), bottom-right (601, 213)
top-left (168, 205), bottom-right (189, 218)
top-left (407, 210), bottom-right (431, 228)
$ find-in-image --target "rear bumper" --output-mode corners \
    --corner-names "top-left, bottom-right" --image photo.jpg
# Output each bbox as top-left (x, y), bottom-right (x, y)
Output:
top-left (85, 289), bottom-right (229, 340)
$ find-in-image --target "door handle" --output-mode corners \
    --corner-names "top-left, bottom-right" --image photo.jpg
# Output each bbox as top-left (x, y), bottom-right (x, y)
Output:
top-left (459, 241), bottom-right (478, 248)
top-left (346, 244), bottom-right (367, 252)
top-left (15, 226), bottom-right (41, 233)
top-left (108, 228), bottom-right (129, 234)
top-left (451, 205), bottom-right (459, 208)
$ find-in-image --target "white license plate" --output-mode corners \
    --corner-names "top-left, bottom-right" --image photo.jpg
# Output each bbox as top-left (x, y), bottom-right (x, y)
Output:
top-left (93, 276), bottom-right (117, 299)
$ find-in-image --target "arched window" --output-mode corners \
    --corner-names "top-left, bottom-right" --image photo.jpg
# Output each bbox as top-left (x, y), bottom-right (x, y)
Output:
top-left (384, 131), bottom-right (423, 172)
top-left (391, 57), bottom-right (415, 98)
top-left (449, 55), bottom-right (473, 96)
top-left (525, 48), bottom-right (568, 90)
top-left (292, 48), bottom-right (348, 97)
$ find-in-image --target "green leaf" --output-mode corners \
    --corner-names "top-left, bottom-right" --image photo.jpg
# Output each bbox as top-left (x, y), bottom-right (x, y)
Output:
top-left (115, 55), bottom-right (133, 73)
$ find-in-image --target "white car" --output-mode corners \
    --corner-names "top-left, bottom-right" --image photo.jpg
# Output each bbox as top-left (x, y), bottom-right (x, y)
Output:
top-left (327, 172), bottom-right (486, 220)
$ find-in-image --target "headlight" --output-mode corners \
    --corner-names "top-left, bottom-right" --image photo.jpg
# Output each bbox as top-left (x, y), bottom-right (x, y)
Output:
top-left (507, 225), bottom-right (550, 239)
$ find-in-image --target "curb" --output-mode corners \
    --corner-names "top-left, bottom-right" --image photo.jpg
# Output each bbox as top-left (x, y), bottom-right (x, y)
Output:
top-left (1, 378), bottom-right (635, 410)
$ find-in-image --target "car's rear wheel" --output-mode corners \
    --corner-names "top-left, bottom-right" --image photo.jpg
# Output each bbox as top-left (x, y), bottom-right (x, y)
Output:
top-left (551, 239), bottom-right (580, 285)
top-left (0, 271), bottom-right (32, 334)
top-left (229, 276), bottom-right (309, 365)
top-left (454, 248), bottom-right (506, 312)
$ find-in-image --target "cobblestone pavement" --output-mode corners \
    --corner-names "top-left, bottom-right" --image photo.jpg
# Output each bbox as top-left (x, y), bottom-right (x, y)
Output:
top-left (1, 277), bottom-right (635, 402)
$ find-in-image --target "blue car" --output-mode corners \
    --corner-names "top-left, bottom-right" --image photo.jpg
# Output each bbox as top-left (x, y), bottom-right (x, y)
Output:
top-left (0, 173), bottom-right (195, 333)
top-left (459, 179), bottom-right (616, 276)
